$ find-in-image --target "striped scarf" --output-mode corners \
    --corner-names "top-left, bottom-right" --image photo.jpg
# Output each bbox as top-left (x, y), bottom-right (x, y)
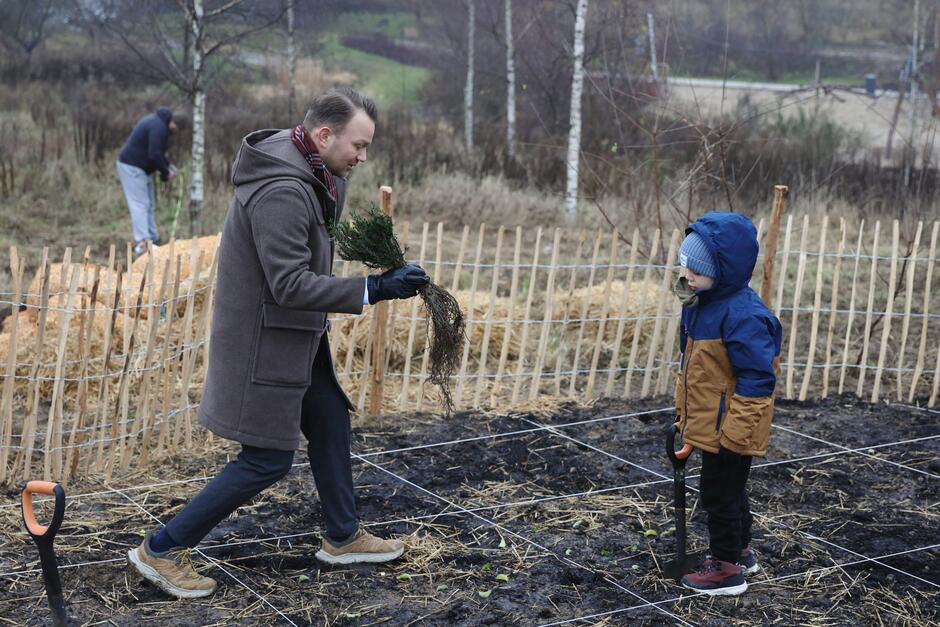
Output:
top-left (290, 124), bottom-right (337, 226)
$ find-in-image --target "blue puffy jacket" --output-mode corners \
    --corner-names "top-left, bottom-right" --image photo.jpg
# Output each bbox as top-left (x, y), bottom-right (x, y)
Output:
top-left (674, 212), bottom-right (783, 457)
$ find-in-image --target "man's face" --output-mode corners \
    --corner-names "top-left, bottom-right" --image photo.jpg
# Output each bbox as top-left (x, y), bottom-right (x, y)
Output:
top-left (315, 110), bottom-right (375, 177)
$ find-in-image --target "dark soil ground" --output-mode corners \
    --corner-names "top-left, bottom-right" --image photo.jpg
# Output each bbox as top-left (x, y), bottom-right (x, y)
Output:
top-left (0, 395), bottom-right (937, 626)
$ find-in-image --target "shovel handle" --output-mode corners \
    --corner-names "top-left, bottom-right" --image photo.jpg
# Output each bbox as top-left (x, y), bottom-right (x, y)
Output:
top-left (22, 481), bottom-right (66, 540)
top-left (666, 422), bottom-right (693, 466)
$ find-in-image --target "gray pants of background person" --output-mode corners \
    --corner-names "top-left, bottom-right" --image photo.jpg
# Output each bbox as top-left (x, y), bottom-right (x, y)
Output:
top-left (161, 339), bottom-right (360, 546)
top-left (116, 160), bottom-right (159, 244)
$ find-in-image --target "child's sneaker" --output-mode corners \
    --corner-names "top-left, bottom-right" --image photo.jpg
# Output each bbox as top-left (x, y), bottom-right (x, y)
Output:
top-left (739, 546), bottom-right (760, 574)
top-left (680, 558), bottom-right (747, 596)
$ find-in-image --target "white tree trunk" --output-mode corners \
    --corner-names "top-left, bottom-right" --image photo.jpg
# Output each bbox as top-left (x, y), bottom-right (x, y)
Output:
top-left (505, 0), bottom-right (516, 160)
top-left (287, 0), bottom-right (297, 121)
top-left (647, 12), bottom-right (658, 80)
top-left (188, 0), bottom-right (206, 234)
top-left (565, 0), bottom-right (588, 224)
top-left (464, 0), bottom-right (475, 151)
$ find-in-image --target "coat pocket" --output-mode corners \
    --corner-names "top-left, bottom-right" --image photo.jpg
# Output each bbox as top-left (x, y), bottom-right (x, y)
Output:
top-left (251, 302), bottom-right (326, 387)
top-left (719, 394), bottom-right (773, 454)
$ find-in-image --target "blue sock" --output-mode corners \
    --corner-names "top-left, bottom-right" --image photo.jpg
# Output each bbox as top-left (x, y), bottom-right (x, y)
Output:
top-left (149, 528), bottom-right (180, 553)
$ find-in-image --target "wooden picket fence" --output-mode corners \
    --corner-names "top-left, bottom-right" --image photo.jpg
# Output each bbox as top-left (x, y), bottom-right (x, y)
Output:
top-left (0, 197), bottom-right (938, 484)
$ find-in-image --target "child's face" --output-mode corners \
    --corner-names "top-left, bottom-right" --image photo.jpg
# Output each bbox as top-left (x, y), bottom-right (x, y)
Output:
top-left (683, 266), bottom-right (714, 291)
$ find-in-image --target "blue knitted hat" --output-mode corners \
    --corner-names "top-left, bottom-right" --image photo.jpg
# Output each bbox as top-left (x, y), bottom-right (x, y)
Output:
top-left (679, 231), bottom-right (718, 278)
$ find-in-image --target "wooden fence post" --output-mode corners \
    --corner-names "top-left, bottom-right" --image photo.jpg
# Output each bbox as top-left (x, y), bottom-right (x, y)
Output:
top-left (799, 216), bottom-right (828, 401)
top-left (368, 186), bottom-right (394, 415)
top-left (911, 222), bottom-right (939, 402)
top-left (871, 220), bottom-right (900, 402)
top-left (0, 249), bottom-right (24, 484)
top-left (856, 221), bottom-right (881, 397)
top-left (838, 222), bottom-right (865, 395)
top-left (821, 218), bottom-right (846, 398)
top-left (895, 222), bottom-right (922, 400)
top-left (760, 185), bottom-right (788, 307)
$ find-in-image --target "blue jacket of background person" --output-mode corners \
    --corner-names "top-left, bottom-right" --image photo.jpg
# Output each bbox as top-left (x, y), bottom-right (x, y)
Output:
top-left (674, 212), bottom-right (784, 457)
top-left (118, 107), bottom-right (173, 181)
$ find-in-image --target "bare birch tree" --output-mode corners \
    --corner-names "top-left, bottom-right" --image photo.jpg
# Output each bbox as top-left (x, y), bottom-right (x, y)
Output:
top-left (188, 0), bottom-right (207, 234)
top-left (505, 0), bottom-right (516, 161)
top-left (565, 0), bottom-right (588, 223)
top-left (93, 0), bottom-right (283, 235)
top-left (286, 0), bottom-right (298, 121)
top-left (465, 0), bottom-right (475, 151)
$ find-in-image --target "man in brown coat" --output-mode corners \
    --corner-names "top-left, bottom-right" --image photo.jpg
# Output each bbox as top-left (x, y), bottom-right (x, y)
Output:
top-left (127, 87), bottom-right (428, 598)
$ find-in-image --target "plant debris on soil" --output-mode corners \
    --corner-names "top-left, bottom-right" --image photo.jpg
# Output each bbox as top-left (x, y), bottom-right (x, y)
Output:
top-left (0, 395), bottom-right (937, 625)
top-left (332, 204), bottom-right (465, 414)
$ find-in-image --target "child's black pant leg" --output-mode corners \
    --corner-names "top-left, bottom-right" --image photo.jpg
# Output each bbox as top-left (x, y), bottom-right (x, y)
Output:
top-left (740, 487), bottom-right (753, 549)
top-left (700, 449), bottom-right (753, 563)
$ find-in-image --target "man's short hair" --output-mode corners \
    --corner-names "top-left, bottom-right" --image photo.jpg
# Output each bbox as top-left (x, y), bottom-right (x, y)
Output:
top-left (302, 87), bottom-right (378, 134)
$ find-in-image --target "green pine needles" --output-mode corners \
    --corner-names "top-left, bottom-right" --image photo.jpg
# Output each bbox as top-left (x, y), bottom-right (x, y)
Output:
top-left (332, 204), bottom-right (406, 269)
top-left (332, 204), bottom-right (465, 414)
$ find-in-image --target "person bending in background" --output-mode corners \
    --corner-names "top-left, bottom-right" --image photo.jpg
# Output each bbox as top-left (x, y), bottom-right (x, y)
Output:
top-left (672, 212), bottom-right (783, 596)
top-left (116, 107), bottom-right (183, 255)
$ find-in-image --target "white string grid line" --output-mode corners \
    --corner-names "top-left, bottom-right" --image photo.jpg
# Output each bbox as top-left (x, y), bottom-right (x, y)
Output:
top-left (7, 425), bottom-right (937, 577)
top-left (2, 431), bottom-right (937, 625)
top-left (4, 405), bottom-right (933, 510)
top-left (0, 407), bottom-right (675, 512)
top-left (899, 403), bottom-right (940, 416)
top-left (774, 423), bottom-right (940, 479)
top-left (107, 486), bottom-right (299, 627)
top-left (4, 431), bottom-right (937, 580)
top-left (515, 415), bottom-right (940, 593)
top-left (1, 407), bottom-right (936, 622)
top-left (535, 542), bottom-right (940, 627)
top-left (352, 453), bottom-right (696, 627)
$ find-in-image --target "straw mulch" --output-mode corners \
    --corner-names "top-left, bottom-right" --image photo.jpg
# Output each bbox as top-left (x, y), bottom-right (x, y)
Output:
top-left (330, 279), bottom-right (666, 375)
top-left (1, 236), bottom-right (219, 412)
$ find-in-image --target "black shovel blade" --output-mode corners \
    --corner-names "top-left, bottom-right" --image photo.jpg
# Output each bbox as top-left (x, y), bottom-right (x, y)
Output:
top-left (663, 552), bottom-right (703, 580)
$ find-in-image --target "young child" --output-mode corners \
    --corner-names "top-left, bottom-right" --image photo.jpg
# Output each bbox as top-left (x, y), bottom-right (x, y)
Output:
top-left (673, 212), bottom-right (782, 596)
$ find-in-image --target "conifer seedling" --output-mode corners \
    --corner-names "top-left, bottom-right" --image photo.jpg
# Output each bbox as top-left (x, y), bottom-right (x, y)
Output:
top-left (332, 204), bottom-right (465, 414)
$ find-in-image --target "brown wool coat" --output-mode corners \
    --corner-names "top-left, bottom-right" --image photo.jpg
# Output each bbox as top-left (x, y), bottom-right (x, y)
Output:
top-left (198, 129), bottom-right (366, 450)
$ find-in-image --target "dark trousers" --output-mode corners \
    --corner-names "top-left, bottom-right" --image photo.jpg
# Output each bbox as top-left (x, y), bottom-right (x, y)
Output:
top-left (163, 340), bottom-right (359, 547)
top-left (699, 449), bottom-right (753, 564)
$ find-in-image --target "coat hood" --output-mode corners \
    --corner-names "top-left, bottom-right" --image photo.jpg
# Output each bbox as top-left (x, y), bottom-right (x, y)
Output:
top-left (686, 212), bottom-right (759, 300)
top-left (156, 107), bottom-right (173, 124)
top-left (231, 129), bottom-right (327, 205)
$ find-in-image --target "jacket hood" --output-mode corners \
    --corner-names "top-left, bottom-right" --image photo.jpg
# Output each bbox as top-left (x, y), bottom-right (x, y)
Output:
top-left (231, 129), bottom-right (325, 203)
top-left (686, 212), bottom-right (758, 299)
top-left (156, 107), bottom-right (173, 124)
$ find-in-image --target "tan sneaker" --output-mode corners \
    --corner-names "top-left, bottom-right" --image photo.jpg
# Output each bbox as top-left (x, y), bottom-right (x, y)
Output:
top-left (127, 531), bottom-right (217, 598)
top-left (315, 525), bottom-right (405, 565)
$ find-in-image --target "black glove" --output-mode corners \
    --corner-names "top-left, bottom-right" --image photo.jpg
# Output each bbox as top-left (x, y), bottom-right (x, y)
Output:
top-left (367, 264), bottom-right (429, 304)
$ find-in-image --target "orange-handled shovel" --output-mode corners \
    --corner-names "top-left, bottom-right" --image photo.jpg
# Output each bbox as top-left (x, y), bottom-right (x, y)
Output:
top-left (663, 422), bottom-right (699, 580)
top-left (22, 481), bottom-right (69, 627)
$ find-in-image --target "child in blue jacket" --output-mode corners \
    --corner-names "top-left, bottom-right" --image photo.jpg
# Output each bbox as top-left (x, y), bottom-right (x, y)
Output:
top-left (673, 212), bottom-right (783, 595)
